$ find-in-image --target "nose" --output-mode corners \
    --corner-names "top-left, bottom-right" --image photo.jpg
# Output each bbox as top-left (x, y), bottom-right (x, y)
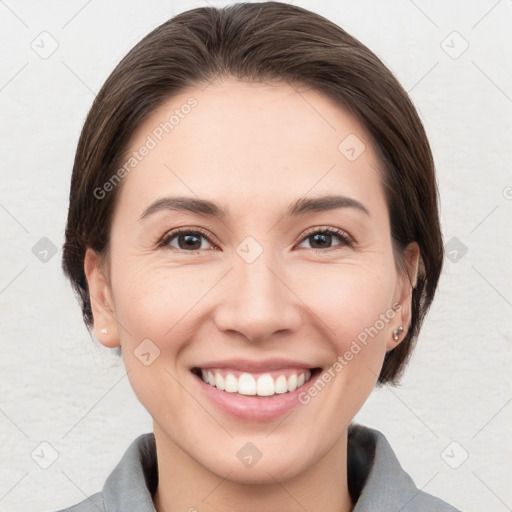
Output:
top-left (212, 250), bottom-right (303, 343)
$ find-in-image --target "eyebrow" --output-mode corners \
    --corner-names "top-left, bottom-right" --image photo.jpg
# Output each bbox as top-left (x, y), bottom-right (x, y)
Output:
top-left (138, 194), bottom-right (369, 221)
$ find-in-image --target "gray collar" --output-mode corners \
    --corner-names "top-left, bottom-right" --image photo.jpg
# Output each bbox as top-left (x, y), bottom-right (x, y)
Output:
top-left (93, 424), bottom-right (461, 512)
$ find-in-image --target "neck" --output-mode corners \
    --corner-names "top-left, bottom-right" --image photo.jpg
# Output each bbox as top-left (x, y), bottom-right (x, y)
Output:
top-left (152, 423), bottom-right (354, 512)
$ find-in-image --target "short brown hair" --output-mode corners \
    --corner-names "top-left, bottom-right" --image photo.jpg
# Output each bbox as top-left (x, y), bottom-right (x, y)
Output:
top-left (62, 1), bottom-right (443, 384)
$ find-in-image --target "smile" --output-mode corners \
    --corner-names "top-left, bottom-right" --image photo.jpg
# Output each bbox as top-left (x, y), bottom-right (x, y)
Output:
top-left (198, 368), bottom-right (314, 397)
top-left (190, 359), bottom-right (322, 420)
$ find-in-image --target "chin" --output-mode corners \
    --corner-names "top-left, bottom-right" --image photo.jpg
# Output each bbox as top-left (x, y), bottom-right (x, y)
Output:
top-left (216, 457), bottom-right (308, 486)
top-left (192, 436), bottom-right (320, 486)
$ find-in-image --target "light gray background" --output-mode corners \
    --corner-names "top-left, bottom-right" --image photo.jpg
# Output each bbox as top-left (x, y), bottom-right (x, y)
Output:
top-left (1, 1), bottom-right (511, 511)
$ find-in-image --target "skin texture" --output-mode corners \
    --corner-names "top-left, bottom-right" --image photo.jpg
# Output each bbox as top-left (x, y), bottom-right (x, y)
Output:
top-left (84, 79), bottom-right (419, 512)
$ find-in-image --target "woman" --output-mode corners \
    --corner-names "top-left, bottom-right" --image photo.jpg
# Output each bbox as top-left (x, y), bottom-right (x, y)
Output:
top-left (58, 2), bottom-right (461, 511)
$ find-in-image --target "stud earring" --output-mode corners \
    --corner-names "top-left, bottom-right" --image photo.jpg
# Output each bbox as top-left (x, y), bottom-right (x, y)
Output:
top-left (392, 326), bottom-right (404, 341)
top-left (100, 328), bottom-right (108, 335)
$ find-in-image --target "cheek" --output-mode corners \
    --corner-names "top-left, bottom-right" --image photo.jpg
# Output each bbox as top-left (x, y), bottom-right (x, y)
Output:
top-left (294, 258), bottom-right (397, 342)
top-left (111, 262), bottom-right (207, 420)
top-left (112, 258), bottom-right (209, 343)
top-left (112, 247), bottom-right (397, 359)
top-left (291, 263), bottom-right (397, 437)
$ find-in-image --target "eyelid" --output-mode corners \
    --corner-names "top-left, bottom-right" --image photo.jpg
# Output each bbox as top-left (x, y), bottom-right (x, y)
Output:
top-left (294, 225), bottom-right (355, 248)
top-left (158, 225), bottom-right (355, 252)
top-left (157, 226), bottom-right (220, 250)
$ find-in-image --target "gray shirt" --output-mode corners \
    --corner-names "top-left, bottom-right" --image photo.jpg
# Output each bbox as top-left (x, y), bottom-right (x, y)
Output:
top-left (54, 424), bottom-right (462, 511)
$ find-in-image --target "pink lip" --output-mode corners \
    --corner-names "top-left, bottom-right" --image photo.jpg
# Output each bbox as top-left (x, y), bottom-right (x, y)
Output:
top-left (191, 362), bottom-right (321, 422)
top-left (192, 358), bottom-right (316, 372)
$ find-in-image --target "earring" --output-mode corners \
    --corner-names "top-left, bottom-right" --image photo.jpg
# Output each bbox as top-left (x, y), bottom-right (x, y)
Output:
top-left (392, 326), bottom-right (404, 341)
top-left (100, 328), bottom-right (108, 335)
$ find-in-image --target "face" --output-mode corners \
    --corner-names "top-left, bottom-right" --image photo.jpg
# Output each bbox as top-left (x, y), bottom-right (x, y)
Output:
top-left (85, 79), bottom-right (417, 484)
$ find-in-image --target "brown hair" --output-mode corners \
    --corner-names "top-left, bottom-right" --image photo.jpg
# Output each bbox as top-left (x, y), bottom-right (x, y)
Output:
top-left (62, 1), bottom-right (443, 384)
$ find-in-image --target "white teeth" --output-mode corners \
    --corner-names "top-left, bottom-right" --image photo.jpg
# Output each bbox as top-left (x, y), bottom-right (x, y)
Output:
top-left (225, 373), bottom-right (238, 393)
top-left (256, 374), bottom-right (275, 396)
top-left (287, 374), bottom-right (298, 392)
top-left (238, 373), bottom-right (257, 395)
top-left (199, 369), bottom-right (313, 396)
top-left (274, 375), bottom-right (288, 394)
top-left (214, 371), bottom-right (225, 391)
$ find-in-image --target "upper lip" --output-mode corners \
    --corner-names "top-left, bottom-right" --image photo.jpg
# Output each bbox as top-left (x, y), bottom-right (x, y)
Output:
top-left (192, 358), bottom-right (320, 373)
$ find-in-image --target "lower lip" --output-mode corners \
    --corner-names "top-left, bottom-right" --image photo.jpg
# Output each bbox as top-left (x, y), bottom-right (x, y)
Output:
top-left (193, 372), bottom-right (317, 421)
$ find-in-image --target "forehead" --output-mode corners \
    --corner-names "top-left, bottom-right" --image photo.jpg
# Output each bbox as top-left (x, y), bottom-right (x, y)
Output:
top-left (116, 79), bottom-right (384, 216)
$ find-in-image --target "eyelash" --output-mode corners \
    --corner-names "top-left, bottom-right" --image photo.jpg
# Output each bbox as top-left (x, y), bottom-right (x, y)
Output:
top-left (157, 226), bottom-right (355, 253)
top-left (298, 226), bottom-right (354, 250)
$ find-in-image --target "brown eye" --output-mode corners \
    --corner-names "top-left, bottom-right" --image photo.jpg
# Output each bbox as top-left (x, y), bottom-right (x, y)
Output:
top-left (160, 229), bottom-right (215, 252)
top-left (297, 228), bottom-right (353, 250)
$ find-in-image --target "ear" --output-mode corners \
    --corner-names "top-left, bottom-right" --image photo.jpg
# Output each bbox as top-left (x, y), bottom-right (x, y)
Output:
top-left (84, 248), bottom-right (120, 348)
top-left (387, 242), bottom-right (421, 351)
